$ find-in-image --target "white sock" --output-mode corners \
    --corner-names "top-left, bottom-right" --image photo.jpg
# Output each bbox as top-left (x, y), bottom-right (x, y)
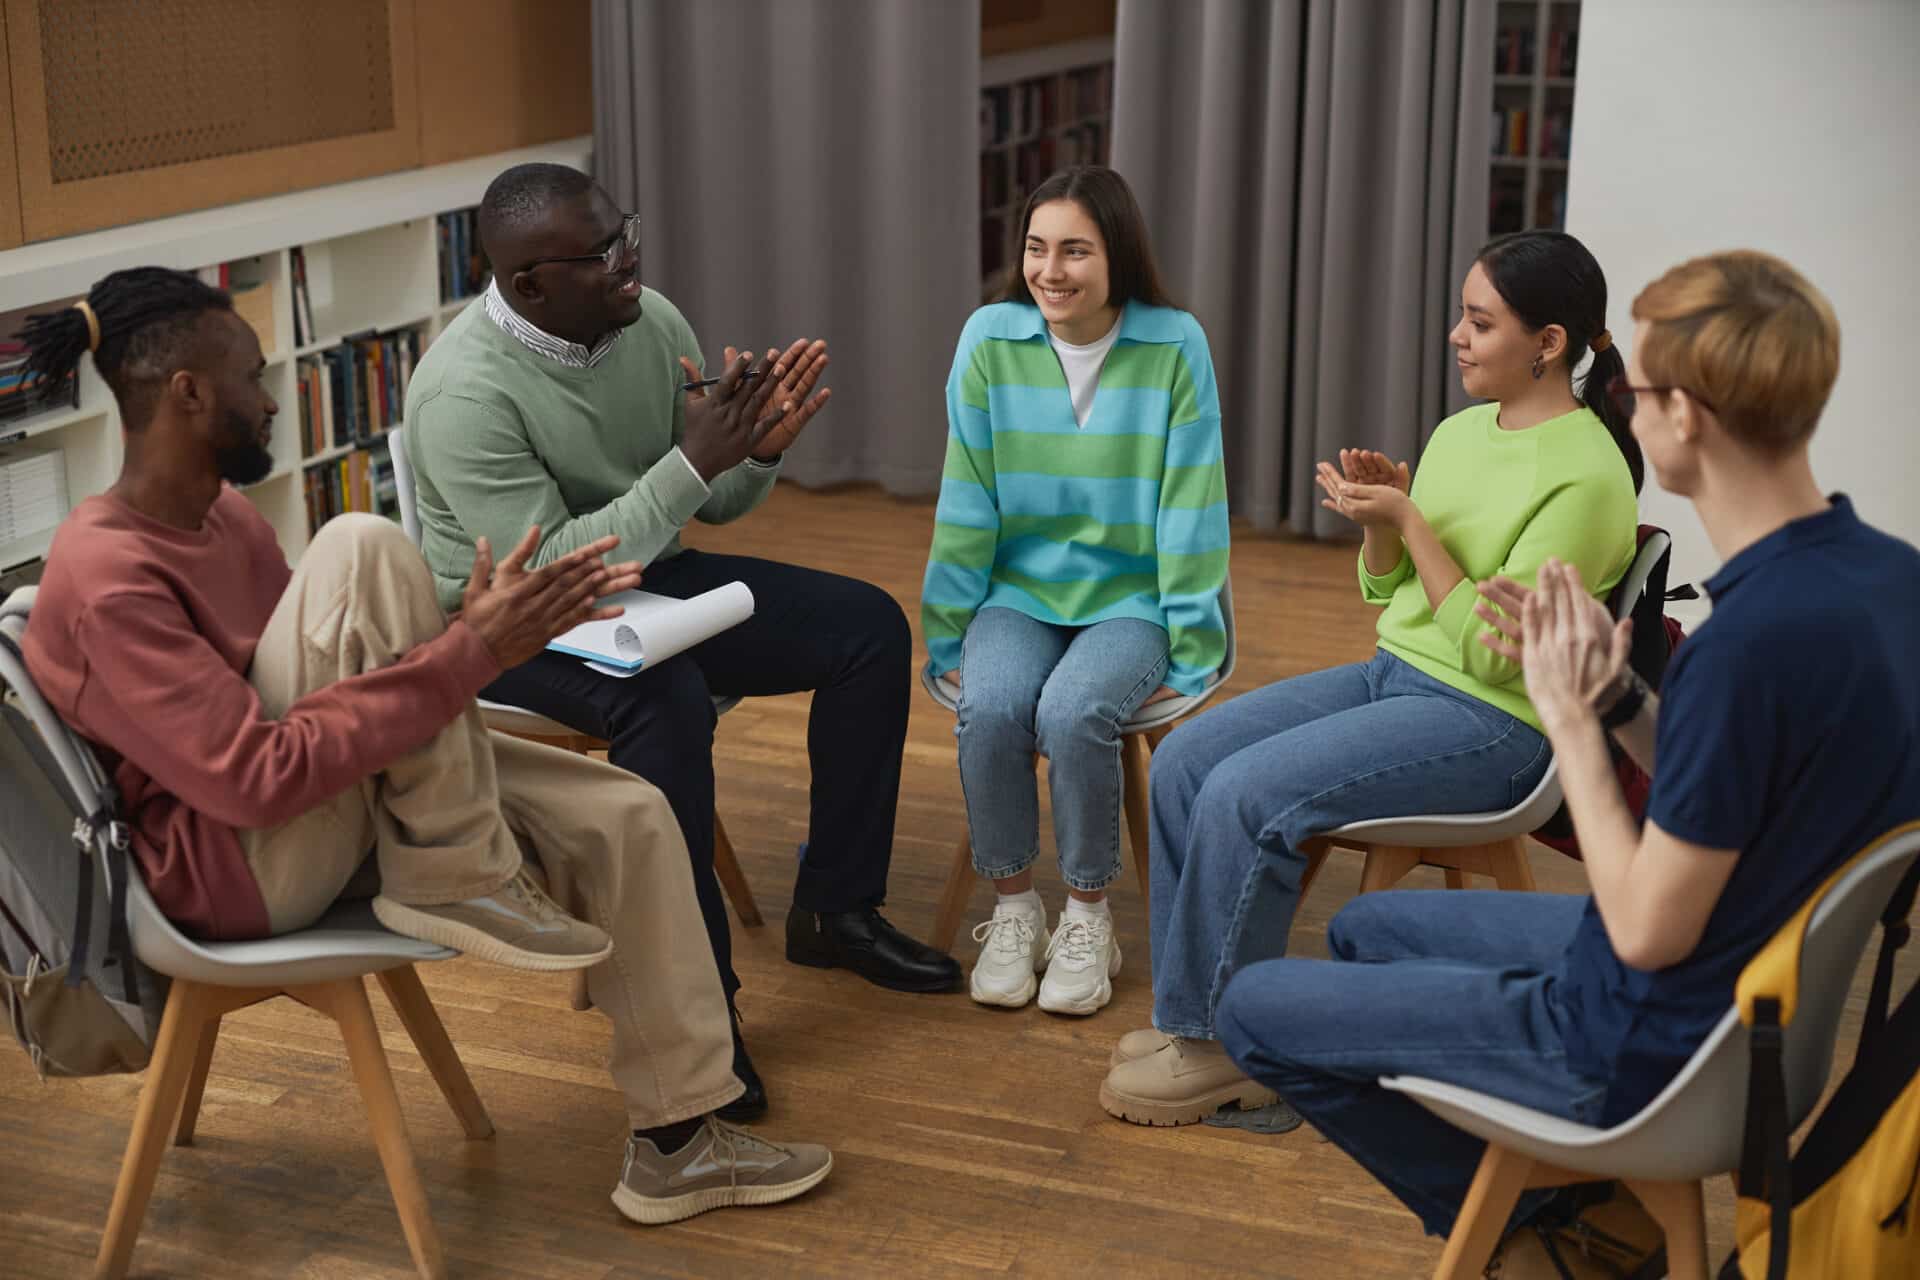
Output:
top-left (1063, 895), bottom-right (1111, 922)
top-left (996, 888), bottom-right (1043, 916)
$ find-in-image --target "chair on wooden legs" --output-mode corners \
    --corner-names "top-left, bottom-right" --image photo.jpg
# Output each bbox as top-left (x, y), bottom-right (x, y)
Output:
top-left (388, 425), bottom-right (763, 945)
top-left (922, 581), bottom-right (1238, 953)
top-left (1297, 530), bottom-right (1672, 902)
top-left (1, 593), bottom-right (486, 1280)
top-left (1382, 823), bottom-right (1920, 1280)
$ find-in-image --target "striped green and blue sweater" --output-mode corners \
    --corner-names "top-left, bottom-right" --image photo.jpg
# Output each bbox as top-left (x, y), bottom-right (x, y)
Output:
top-left (921, 300), bottom-right (1229, 696)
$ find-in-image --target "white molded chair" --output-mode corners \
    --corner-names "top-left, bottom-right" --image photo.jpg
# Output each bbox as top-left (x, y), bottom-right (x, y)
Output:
top-left (922, 580), bottom-right (1238, 952)
top-left (1, 590), bottom-right (486, 1280)
top-left (388, 427), bottom-right (761, 931)
top-left (1298, 530), bottom-right (1672, 899)
top-left (1382, 822), bottom-right (1920, 1280)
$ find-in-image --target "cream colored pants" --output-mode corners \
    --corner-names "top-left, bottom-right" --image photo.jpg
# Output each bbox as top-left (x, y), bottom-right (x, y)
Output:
top-left (238, 515), bottom-right (740, 1126)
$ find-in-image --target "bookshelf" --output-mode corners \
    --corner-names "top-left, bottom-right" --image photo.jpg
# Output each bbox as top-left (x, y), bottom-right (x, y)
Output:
top-left (1489, 0), bottom-right (1581, 235)
top-left (978, 35), bottom-right (1116, 300)
top-left (0, 136), bottom-right (588, 577)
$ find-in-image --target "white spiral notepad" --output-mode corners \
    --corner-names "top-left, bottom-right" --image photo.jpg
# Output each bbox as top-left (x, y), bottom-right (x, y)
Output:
top-left (546, 581), bottom-right (754, 677)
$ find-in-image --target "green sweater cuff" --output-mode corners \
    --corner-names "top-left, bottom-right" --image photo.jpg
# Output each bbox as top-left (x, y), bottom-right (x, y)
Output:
top-left (1431, 575), bottom-right (1480, 646)
top-left (645, 446), bottom-right (715, 529)
top-left (1358, 547), bottom-right (1413, 604)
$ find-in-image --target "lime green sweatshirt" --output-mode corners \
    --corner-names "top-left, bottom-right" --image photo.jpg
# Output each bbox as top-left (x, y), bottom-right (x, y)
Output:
top-left (1364, 402), bottom-right (1638, 731)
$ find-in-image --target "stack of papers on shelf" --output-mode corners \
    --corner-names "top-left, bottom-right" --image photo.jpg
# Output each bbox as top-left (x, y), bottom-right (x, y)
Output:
top-left (0, 444), bottom-right (69, 546)
top-left (547, 582), bottom-right (755, 678)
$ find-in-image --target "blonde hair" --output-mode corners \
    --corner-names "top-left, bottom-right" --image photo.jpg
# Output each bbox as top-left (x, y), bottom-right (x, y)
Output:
top-left (1631, 251), bottom-right (1839, 452)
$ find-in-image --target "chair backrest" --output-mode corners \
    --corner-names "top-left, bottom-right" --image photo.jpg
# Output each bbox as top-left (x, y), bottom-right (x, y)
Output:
top-left (1591, 826), bottom-right (1920, 1171)
top-left (388, 425), bottom-right (422, 547)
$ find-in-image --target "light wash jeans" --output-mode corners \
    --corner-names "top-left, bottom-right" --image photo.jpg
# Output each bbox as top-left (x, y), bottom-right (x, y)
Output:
top-left (1148, 648), bottom-right (1552, 1038)
top-left (1217, 891), bottom-right (1606, 1237)
top-left (955, 607), bottom-right (1169, 891)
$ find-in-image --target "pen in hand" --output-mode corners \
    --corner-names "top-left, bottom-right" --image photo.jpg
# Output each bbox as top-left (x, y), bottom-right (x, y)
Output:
top-left (680, 369), bottom-right (764, 393)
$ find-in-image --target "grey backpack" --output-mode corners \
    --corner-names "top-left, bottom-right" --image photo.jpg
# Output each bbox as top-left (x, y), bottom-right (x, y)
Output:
top-left (0, 588), bottom-right (165, 1077)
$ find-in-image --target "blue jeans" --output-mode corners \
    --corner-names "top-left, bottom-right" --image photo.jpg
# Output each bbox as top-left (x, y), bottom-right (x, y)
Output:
top-left (956, 607), bottom-right (1170, 891)
top-left (1148, 648), bottom-right (1551, 1037)
top-left (1216, 891), bottom-right (1607, 1237)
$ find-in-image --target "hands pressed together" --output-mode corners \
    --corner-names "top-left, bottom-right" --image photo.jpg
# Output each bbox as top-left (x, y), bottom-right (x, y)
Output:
top-left (677, 338), bottom-right (832, 482)
top-left (459, 526), bottom-right (643, 669)
top-left (1315, 448), bottom-right (1413, 529)
top-left (1474, 558), bottom-right (1631, 731)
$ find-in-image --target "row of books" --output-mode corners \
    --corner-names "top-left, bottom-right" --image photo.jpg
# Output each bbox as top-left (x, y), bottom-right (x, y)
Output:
top-left (289, 246), bottom-right (319, 348)
top-left (1488, 171), bottom-right (1568, 234)
top-left (303, 445), bottom-right (399, 534)
top-left (979, 64), bottom-right (1111, 149)
top-left (1491, 106), bottom-right (1573, 158)
top-left (438, 209), bottom-right (490, 305)
top-left (0, 443), bottom-right (69, 546)
top-left (293, 328), bottom-right (422, 457)
top-left (0, 341), bottom-right (79, 428)
top-left (1495, 25), bottom-right (1578, 77)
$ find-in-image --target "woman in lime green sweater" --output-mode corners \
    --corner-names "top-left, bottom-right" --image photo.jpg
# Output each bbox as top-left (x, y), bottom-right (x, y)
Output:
top-left (1099, 230), bottom-right (1641, 1127)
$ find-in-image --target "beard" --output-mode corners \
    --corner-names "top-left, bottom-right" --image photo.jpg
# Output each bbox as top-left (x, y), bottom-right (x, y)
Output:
top-left (213, 407), bottom-right (275, 486)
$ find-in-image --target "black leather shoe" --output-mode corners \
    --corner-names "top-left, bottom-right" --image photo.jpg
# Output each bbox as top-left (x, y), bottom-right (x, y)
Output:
top-left (715, 1007), bottom-right (767, 1123)
top-left (786, 905), bottom-right (963, 993)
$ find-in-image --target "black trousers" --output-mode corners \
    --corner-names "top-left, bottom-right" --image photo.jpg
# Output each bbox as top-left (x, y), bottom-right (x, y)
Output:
top-left (482, 549), bottom-right (911, 999)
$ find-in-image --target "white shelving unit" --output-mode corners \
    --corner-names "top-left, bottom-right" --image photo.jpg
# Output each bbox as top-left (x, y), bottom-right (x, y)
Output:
top-left (1490, 0), bottom-right (1581, 234)
top-left (0, 136), bottom-right (589, 572)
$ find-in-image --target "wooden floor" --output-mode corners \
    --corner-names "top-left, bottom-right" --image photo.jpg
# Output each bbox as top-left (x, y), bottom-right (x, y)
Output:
top-left (3, 483), bottom-right (1911, 1279)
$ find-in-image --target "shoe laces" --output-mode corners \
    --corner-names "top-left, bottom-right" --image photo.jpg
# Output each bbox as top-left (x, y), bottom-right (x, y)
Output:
top-left (503, 869), bottom-right (566, 925)
top-left (705, 1116), bottom-right (788, 1188)
top-left (972, 909), bottom-right (1039, 958)
top-left (1046, 914), bottom-right (1111, 969)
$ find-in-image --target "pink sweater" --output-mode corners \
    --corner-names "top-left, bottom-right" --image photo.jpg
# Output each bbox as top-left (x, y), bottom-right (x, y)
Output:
top-left (23, 489), bottom-right (499, 938)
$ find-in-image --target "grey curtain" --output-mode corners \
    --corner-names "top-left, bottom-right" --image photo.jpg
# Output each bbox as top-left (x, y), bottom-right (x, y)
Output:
top-left (1113, 0), bottom-right (1493, 535)
top-left (592, 0), bottom-right (979, 493)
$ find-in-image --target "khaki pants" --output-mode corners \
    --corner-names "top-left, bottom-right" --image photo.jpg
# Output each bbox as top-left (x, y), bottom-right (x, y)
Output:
top-left (237, 515), bottom-right (740, 1127)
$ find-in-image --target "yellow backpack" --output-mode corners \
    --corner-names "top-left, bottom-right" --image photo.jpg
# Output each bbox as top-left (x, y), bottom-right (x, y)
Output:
top-left (1727, 840), bottom-right (1920, 1279)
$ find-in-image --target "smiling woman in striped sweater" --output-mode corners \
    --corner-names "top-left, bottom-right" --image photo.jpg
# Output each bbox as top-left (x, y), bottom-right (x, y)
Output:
top-left (921, 165), bottom-right (1228, 1017)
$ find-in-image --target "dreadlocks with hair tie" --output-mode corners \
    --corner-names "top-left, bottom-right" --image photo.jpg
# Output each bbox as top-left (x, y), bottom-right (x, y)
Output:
top-left (17, 266), bottom-right (279, 504)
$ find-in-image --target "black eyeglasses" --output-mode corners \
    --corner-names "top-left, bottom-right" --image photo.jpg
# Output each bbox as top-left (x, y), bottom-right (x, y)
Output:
top-left (519, 213), bottom-right (641, 276)
top-left (1606, 375), bottom-right (1716, 420)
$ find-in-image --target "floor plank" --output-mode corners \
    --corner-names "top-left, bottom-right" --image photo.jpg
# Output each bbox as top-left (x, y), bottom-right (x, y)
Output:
top-left (3, 482), bottom-right (1910, 1278)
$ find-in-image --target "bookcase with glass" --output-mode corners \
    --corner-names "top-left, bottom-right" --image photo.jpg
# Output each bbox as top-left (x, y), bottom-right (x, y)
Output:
top-left (978, 36), bottom-right (1116, 299)
top-left (1490, 0), bottom-right (1580, 235)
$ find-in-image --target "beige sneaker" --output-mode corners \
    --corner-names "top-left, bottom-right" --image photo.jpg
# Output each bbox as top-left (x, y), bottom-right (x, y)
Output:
top-left (1109, 1027), bottom-right (1173, 1068)
top-left (612, 1117), bottom-right (834, 1225)
top-left (372, 869), bottom-right (613, 971)
top-left (1099, 1035), bottom-right (1277, 1126)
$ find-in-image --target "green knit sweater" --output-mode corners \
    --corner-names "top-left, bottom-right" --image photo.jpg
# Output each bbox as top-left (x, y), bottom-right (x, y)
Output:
top-left (1366, 401), bottom-right (1639, 731)
top-left (405, 289), bottom-right (776, 611)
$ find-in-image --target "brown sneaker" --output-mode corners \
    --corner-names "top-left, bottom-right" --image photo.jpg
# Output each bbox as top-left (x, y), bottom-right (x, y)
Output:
top-left (1109, 1027), bottom-right (1173, 1068)
top-left (1099, 1035), bottom-right (1277, 1126)
top-left (372, 869), bottom-right (613, 972)
top-left (611, 1117), bottom-right (834, 1225)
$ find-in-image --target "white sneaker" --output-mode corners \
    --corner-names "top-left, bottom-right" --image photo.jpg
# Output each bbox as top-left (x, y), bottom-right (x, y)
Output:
top-left (1036, 911), bottom-right (1120, 1015)
top-left (969, 900), bottom-right (1047, 1007)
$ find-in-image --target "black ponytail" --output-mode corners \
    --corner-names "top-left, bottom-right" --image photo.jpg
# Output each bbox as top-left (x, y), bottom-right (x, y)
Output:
top-left (1476, 231), bottom-right (1644, 492)
top-left (18, 266), bottom-right (232, 428)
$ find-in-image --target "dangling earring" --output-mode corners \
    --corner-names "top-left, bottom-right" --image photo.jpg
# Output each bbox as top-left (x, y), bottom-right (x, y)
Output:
top-left (1530, 354), bottom-right (1545, 380)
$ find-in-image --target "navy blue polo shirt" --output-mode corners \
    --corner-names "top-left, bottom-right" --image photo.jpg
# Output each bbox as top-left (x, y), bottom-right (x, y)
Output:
top-left (1552, 496), bottom-right (1920, 1124)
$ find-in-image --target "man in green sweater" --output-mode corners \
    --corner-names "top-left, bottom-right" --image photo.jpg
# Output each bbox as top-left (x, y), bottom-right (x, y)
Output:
top-left (407, 165), bottom-right (963, 1118)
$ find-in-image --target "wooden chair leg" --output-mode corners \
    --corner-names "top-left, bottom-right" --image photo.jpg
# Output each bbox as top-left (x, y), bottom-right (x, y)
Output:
top-left (1358, 844), bottom-right (1424, 893)
top-left (95, 979), bottom-right (226, 1280)
top-left (1484, 837), bottom-right (1537, 892)
top-left (1443, 868), bottom-right (1468, 890)
top-left (299, 978), bottom-right (446, 1280)
top-left (1298, 838), bottom-right (1334, 903)
top-left (171, 1016), bottom-right (221, 1147)
top-left (1624, 1178), bottom-right (1709, 1280)
top-left (1121, 732), bottom-right (1154, 912)
top-left (1433, 1144), bottom-right (1535, 1280)
top-left (711, 810), bottom-right (764, 928)
top-left (931, 830), bottom-right (977, 954)
top-left (375, 966), bottom-right (494, 1141)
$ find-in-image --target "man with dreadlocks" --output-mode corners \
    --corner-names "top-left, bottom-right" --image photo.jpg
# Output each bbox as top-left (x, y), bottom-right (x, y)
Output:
top-left (16, 268), bottom-right (834, 1224)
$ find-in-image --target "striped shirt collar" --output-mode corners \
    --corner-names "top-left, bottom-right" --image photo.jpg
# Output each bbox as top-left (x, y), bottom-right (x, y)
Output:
top-left (484, 279), bottom-right (622, 368)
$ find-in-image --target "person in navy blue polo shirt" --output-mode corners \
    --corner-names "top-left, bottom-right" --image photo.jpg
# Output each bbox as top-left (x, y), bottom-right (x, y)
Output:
top-left (1211, 249), bottom-right (1920, 1272)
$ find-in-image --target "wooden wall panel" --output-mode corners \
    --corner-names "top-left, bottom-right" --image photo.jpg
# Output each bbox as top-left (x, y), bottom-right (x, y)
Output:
top-left (5, 0), bottom-right (420, 242)
top-left (414, 0), bottom-right (592, 168)
top-left (982, 0), bottom-right (1116, 57)
top-left (0, 4), bottom-right (22, 250)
